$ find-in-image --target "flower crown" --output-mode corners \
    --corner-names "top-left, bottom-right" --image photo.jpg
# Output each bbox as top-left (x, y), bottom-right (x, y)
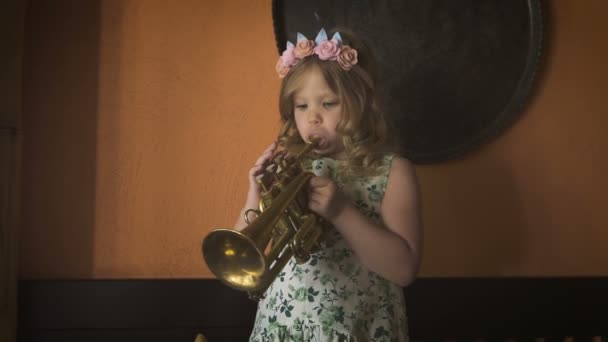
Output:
top-left (275, 28), bottom-right (359, 78)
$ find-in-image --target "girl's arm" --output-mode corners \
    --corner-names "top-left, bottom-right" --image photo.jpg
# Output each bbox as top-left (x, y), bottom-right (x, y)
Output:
top-left (308, 156), bottom-right (423, 286)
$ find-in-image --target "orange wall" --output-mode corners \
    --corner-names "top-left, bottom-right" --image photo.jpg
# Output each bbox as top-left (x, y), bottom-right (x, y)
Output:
top-left (19, 0), bottom-right (608, 279)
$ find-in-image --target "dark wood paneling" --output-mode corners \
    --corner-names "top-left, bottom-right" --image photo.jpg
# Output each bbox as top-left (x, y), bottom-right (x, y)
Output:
top-left (1, 0), bottom-right (27, 340)
top-left (18, 278), bottom-right (608, 341)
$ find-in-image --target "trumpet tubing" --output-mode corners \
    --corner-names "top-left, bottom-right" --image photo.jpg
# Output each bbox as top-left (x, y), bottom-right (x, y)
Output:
top-left (202, 139), bottom-right (323, 300)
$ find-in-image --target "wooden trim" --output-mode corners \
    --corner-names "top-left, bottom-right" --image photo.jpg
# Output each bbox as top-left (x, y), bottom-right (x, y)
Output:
top-left (1, 126), bottom-right (19, 342)
top-left (18, 278), bottom-right (608, 341)
top-left (1, 0), bottom-right (27, 340)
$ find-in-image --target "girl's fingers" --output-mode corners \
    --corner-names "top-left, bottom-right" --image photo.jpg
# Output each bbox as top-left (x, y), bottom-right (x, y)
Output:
top-left (259, 142), bottom-right (276, 161)
top-left (250, 164), bottom-right (264, 175)
top-left (254, 151), bottom-right (271, 165)
top-left (254, 142), bottom-right (277, 166)
top-left (309, 176), bottom-right (332, 188)
top-left (308, 192), bottom-right (325, 207)
top-left (249, 166), bottom-right (265, 181)
top-left (264, 141), bottom-right (277, 153)
top-left (308, 199), bottom-right (319, 210)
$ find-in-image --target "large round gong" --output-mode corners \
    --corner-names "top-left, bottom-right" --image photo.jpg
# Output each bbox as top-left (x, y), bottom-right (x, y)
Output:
top-left (272, 0), bottom-right (543, 164)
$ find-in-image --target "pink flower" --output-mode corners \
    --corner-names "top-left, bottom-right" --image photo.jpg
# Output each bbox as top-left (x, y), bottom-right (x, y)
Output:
top-left (294, 39), bottom-right (315, 58)
top-left (337, 46), bottom-right (358, 70)
top-left (280, 45), bottom-right (298, 67)
top-left (275, 58), bottom-right (290, 78)
top-left (314, 39), bottom-right (341, 60)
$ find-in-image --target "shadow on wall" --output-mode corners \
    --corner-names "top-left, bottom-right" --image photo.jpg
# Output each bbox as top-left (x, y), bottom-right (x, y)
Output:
top-left (418, 0), bottom-right (555, 277)
top-left (20, 0), bottom-right (101, 277)
top-left (419, 153), bottom-right (527, 276)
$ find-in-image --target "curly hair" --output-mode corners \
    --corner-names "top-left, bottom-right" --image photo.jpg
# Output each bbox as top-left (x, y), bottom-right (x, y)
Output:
top-left (276, 29), bottom-right (391, 176)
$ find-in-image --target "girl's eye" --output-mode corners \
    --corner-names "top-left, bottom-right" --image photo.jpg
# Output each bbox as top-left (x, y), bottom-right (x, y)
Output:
top-left (323, 102), bottom-right (337, 107)
top-left (295, 104), bottom-right (307, 110)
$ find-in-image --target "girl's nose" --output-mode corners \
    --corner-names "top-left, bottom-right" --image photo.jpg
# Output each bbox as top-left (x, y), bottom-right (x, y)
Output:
top-left (308, 109), bottom-right (322, 125)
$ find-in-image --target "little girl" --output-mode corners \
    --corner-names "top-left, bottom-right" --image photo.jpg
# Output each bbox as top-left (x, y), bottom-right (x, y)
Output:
top-left (235, 28), bottom-right (423, 342)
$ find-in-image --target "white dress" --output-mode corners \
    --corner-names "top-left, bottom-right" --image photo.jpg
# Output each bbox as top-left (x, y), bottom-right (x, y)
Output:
top-left (249, 154), bottom-right (410, 342)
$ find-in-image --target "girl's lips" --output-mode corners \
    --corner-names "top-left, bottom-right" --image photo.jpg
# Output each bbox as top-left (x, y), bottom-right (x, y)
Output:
top-left (308, 135), bottom-right (328, 150)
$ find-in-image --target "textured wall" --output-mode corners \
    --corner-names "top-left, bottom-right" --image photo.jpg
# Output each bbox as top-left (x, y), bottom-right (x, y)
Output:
top-left (417, 0), bottom-right (608, 276)
top-left (20, 0), bottom-right (608, 278)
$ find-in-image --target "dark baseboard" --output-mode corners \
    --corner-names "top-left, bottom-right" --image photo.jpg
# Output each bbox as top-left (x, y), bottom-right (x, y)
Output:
top-left (18, 278), bottom-right (608, 342)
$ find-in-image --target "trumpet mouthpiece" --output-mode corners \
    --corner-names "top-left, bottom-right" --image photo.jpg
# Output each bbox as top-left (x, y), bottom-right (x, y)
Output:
top-left (307, 136), bottom-right (322, 147)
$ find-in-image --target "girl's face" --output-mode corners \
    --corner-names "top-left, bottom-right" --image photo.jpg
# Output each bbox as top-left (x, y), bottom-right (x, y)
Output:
top-left (293, 66), bottom-right (344, 158)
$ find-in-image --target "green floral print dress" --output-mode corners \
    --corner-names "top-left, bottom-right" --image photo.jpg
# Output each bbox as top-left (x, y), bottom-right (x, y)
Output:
top-left (249, 154), bottom-right (409, 342)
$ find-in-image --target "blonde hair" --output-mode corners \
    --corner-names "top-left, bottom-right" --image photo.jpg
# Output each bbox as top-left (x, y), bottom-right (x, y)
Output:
top-left (277, 29), bottom-right (390, 176)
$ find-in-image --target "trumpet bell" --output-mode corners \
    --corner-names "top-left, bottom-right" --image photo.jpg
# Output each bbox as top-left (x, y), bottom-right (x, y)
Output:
top-left (202, 228), bottom-right (266, 291)
top-left (202, 137), bottom-right (322, 299)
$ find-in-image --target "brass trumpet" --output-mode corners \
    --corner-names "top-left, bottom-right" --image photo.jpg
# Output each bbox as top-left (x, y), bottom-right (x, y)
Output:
top-left (202, 138), bottom-right (324, 300)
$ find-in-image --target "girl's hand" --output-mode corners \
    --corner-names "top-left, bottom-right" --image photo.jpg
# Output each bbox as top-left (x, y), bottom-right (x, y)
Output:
top-left (236, 142), bottom-right (278, 230)
top-left (308, 176), bottom-right (350, 223)
top-left (247, 141), bottom-right (277, 198)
